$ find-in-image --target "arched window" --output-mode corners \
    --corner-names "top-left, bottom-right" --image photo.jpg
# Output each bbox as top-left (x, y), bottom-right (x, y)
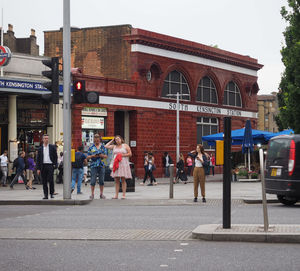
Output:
top-left (223, 81), bottom-right (242, 107)
top-left (161, 70), bottom-right (190, 100)
top-left (196, 76), bottom-right (218, 104)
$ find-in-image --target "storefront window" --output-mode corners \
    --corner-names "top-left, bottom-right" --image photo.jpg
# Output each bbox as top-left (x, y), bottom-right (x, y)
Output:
top-left (197, 117), bottom-right (218, 149)
top-left (223, 81), bottom-right (242, 107)
top-left (161, 70), bottom-right (190, 100)
top-left (196, 76), bottom-right (218, 104)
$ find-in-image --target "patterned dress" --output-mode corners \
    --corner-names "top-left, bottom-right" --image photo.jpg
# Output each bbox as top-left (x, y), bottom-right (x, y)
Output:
top-left (110, 144), bottom-right (132, 179)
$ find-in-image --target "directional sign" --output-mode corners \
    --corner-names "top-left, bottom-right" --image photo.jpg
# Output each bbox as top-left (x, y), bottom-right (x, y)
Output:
top-left (0, 46), bottom-right (12, 66)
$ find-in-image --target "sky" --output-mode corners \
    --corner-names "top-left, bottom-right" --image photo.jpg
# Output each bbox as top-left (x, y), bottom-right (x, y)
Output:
top-left (1, 0), bottom-right (288, 94)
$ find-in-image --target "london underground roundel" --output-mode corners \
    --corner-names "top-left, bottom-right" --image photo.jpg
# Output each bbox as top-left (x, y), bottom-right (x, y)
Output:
top-left (0, 46), bottom-right (11, 66)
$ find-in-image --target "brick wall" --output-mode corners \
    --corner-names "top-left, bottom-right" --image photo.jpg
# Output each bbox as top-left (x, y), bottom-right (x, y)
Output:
top-left (44, 25), bottom-right (132, 80)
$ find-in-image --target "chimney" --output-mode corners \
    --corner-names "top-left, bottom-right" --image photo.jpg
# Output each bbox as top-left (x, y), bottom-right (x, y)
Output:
top-left (30, 29), bottom-right (36, 37)
top-left (8, 24), bottom-right (13, 32)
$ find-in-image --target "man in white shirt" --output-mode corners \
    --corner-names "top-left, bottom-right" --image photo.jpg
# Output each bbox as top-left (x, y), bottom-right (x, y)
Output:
top-left (36, 134), bottom-right (58, 199)
top-left (0, 150), bottom-right (8, 187)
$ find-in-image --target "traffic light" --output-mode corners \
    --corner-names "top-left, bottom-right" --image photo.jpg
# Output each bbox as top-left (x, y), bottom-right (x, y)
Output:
top-left (73, 80), bottom-right (86, 103)
top-left (73, 79), bottom-right (99, 104)
top-left (41, 57), bottom-right (59, 104)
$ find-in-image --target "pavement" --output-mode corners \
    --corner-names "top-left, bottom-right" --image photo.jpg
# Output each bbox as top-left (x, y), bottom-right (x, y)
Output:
top-left (0, 174), bottom-right (277, 205)
top-left (1, 173), bottom-right (300, 244)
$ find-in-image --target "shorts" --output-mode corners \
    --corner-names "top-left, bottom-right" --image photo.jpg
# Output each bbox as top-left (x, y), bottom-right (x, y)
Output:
top-left (26, 169), bottom-right (34, 181)
top-left (83, 166), bottom-right (88, 175)
top-left (90, 166), bottom-right (105, 186)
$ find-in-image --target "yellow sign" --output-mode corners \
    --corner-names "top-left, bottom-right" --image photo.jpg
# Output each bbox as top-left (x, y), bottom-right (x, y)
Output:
top-left (71, 149), bottom-right (75, 162)
top-left (216, 140), bottom-right (224, 165)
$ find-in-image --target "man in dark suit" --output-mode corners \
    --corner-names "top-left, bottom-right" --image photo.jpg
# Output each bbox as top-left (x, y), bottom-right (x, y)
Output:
top-left (36, 134), bottom-right (58, 199)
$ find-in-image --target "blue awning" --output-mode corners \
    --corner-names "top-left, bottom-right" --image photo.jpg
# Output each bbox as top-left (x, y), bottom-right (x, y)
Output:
top-left (202, 128), bottom-right (274, 146)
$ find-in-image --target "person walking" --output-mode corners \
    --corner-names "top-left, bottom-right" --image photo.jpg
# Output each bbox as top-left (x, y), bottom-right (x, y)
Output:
top-left (0, 150), bottom-right (8, 187)
top-left (145, 152), bottom-right (157, 186)
top-left (162, 152), bottom-right (173, 177)
top-left (105, 135), bottom-right (132, 199)
top-left (36, 134), bottom-right (58, 199)
top-left (175, 153), bottom-right (188, 184)
top-left (10, 151), bottom-right (28, 189)
top-left (186, 154), bottom-right (193, 176)
top-left (210, 154), bottom-right (215, 176)
top-left (71, 146), bottom-right (87, 195)
top-left (87, 134), bottom-right (107, 200)
top-left (189, 144), bottom-right (209, 203)
top-left (57, 152), bottom-right (64, 184)
top-left (26, 152), bottom-right (36, 189)
top-left (140, 151), bottom-right (149, 185)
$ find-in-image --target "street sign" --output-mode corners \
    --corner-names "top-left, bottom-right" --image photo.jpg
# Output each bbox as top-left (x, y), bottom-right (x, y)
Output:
top-left (0, 46), bottom-right (12, 66)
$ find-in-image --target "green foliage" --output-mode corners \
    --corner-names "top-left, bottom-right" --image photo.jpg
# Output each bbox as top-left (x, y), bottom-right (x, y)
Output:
top-left (237, 168), bottom-right (248, 177)
top-left (277, 0), bottom-right (300, 133)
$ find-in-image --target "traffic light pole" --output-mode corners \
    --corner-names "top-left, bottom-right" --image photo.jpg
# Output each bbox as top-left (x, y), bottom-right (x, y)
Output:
top-left (63, 0), bottom-right (71, 199)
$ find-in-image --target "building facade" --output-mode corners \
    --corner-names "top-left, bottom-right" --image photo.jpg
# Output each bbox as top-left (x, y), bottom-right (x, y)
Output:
top-left (0, 25), bottom-right (63, 161)
top-left (257, 93), bottom-right (279, 132)
top-left (44, 25), bottom-right (263, 177)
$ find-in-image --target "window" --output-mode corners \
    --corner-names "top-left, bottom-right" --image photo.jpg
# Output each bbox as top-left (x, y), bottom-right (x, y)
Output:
top-left (196, 76), bottom-right (218, 104)
top-left (223, 81), bottom-right (242, 107)
top-left (161, 70), bottom-right (190, 100)
top-left (197, 117), bottom-right (219, 149)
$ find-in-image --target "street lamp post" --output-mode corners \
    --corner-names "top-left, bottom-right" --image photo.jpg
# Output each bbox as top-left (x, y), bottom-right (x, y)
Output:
top-left (167, 91), bottom-right (189, 163)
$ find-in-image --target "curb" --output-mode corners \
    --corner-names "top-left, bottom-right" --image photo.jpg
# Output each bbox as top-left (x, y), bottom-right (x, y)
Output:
top-left (192, 224), bottom-right (300, 243)
top-left (0, 199), bottom-right (92, 206)
top-left (243, 199), bottom-right (279, 204)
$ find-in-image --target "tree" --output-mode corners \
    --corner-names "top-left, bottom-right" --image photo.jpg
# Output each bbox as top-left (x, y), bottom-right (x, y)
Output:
top-left (277, 0), bottom-right (300, 133)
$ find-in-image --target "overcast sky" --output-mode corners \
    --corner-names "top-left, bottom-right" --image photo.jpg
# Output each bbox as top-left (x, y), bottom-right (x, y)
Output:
top-left (1, 0), bottom-right (288, 94)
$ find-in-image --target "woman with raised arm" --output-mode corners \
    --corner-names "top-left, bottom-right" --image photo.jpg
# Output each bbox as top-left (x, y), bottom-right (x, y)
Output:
top-left (105, 135), bottom-right (132, 199)
top-left (189, 144), bottom-right (208, 203)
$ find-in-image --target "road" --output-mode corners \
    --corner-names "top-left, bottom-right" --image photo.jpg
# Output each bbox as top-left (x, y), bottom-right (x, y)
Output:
top-left (0, 200), bottom-right (299, 271)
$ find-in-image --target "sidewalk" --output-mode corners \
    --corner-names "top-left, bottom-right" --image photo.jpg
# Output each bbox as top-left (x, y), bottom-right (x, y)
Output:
top-left (0, 174), bottom-right (277, 205)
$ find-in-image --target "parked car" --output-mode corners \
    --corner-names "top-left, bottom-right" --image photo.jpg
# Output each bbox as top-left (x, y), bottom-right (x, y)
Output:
top-left (265, 135), bottom-right (300, 206)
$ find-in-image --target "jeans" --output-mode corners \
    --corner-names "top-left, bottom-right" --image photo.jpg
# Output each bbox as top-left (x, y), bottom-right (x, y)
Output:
top-left (90, 166), bottom-right (105, 186)
top-left (0, 166), bottom-right (7, 185)
top-left (164, 166), bottom-right (170, 177)
top-left (71, 168), bottom-right (84, 193)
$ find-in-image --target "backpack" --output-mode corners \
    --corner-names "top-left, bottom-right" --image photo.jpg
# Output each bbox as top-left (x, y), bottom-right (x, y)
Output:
top-left (72, 152), bottom-right (84, 168)
top-left (13, 158), bottom-right (18, 169)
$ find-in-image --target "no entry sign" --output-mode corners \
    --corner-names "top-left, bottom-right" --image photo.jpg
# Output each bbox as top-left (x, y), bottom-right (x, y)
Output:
top-left (0, 46), bottom-right (11, 66)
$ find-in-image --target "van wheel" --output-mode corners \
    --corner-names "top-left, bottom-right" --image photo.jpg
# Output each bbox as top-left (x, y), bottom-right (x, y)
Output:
top-left (277, 195), bottom-right (297, 206)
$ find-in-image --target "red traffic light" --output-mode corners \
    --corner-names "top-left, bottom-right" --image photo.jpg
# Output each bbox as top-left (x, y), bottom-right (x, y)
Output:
top-left (75, 81), bottom-right (83, 90)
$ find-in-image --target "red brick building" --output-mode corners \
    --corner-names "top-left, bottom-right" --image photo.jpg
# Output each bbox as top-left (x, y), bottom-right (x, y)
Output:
top-left (44, 25), bottom-right (263, 177)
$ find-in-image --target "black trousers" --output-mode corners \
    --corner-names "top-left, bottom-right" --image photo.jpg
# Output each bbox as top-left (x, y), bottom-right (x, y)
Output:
top-left (41, 164), bottom-right (54, 196)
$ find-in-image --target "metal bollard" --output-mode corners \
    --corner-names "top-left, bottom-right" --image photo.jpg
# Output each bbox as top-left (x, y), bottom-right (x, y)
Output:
top-left (169, 164), bottom-right (174, 199)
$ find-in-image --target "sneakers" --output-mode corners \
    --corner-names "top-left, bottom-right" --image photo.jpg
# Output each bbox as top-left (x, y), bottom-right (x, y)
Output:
top-left (140, 182), bottom-right (144, 185)
top-left (147, 183), bottom-right (153, 186)
top-left (77, 192), bottom-right (83, 195)
top-left (100, 194), bottom-right (106, 199)
top-left (154, 182), bottom-right (158, 186)
top-left (202, 197), bottom-right (206, 203)
top-left (193, 198), bottom-right (198, 202)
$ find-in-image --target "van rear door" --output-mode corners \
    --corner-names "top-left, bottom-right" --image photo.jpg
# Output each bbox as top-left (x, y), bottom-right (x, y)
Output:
top-left (266, 138), bottom-right (290, 179)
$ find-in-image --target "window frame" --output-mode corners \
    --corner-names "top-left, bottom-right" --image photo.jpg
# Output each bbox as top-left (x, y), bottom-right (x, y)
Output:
top-left (223, 81), bottom-right (242, 108)
top-left (196, 76), bottom-right (218, 105)
top-left (196, 117), bottom-right (219, 150)
top-left (161, 70), bottom-right (191, 101)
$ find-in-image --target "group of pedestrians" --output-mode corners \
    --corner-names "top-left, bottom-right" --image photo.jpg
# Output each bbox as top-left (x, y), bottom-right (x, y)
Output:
top-left (0, 150), bottom-right (38, 190)
top-left (70, 134), bottom-right (132, 200)
top-left (140, 151), bottom-right (158, 186)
